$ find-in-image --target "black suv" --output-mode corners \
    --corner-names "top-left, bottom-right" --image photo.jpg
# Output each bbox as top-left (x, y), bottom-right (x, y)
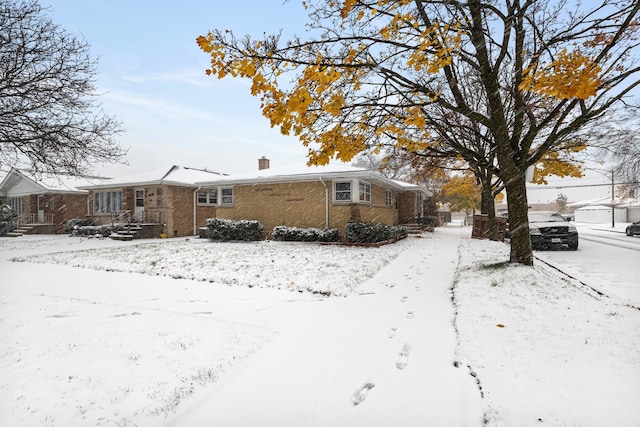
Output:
top-left (528, 211), bottom-right (579, 250)
top-left (626, 221), bottom-right (640, 237)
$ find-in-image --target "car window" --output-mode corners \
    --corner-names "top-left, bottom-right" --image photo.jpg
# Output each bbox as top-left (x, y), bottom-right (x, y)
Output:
top-left (529, 213), bottom-right (566, 223)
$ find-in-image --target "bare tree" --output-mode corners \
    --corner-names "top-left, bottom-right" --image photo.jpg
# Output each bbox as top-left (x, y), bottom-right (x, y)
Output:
top-left (0, 0), bottom-right (125, 176)
top-left (592, 108), bottom-right (640, 197)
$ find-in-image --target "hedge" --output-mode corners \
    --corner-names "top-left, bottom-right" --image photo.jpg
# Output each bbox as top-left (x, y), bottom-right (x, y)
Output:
top-left (271, 225), bottom-right (340, 242)
top-left (345, 222), bottom-right (408, 244)
top-left (419, 215), bottom-right (440, 228)
top-left (206, 218), bottom-right (263, 241)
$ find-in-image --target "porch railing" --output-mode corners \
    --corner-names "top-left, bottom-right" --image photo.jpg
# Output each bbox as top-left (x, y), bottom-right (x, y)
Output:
top-left (16, 213), bottom-right (54, 226)
top-left (110, 210), bottom-right (162, 226)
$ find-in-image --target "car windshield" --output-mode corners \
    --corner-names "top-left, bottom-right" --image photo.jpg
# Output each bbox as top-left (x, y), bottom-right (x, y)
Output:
top-left (529, 212), bottom-right (567, 223)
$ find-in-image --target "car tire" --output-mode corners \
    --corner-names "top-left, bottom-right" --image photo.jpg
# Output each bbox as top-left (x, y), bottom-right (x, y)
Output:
top-left (627, 229), bottom-right (633, 236)
top-left (568, 242), bottom-right (578, 251)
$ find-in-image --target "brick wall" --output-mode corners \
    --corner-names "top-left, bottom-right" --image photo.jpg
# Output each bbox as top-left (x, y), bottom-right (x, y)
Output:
top-left (166, 186), bottom-right (198, 237)
top-left (397, 192), bottom-right (417, 224)
top-left (216, 181), bottom-right (327, 231)
top-left (215, 180), bottom-right (399, 232)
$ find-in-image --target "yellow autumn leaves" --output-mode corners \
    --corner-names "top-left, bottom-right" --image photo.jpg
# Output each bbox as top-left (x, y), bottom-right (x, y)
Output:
top-left (520, 49), bottom-right (601, 100)
top-left (197, 0), bottom-right (604, 169)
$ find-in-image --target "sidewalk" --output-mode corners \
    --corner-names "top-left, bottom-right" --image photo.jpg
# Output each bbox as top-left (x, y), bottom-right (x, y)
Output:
top-left (166, 227), bottom-right (484, 426)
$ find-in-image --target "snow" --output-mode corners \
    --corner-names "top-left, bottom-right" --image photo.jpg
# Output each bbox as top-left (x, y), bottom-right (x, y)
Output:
top-left (1, 227), bottom-right (639, 426)
top-left (77, 165), bottom-right (226, 189)
top-left (192, 163), bottom-right (431, 195)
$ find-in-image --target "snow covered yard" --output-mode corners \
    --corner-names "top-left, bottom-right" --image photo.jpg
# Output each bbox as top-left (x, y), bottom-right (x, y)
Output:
top-left (8, 237), bottom-right (414, 297)
top-left (454, 237), bottom-right (640, 426)
top-left (1, 229), bottom-right (639, 426)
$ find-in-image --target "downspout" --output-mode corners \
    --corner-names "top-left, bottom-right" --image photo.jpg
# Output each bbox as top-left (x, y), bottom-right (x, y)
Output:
top-left (193, 186), bottom-right (202, 236)
top-left (319, 177), bottom-right (329, 230)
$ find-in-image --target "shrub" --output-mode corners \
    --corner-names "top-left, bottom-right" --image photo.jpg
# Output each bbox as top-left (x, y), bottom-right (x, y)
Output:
top-left (0, 204), bottom-right (17, 222)
top-left (206, 218), bottom-right (263, 241)
top-left (420, 215), bottom-right (440, 228)
top-left (65, 218), bottom-right (95, 233)
top-left (72, 224), bottom-right (115, 237)
top-left (345, 222), bottom-right (408, 244)
top-left (0, 205), bottom-right (17, 236)
top-left (271, 225), bottom-right (340, 242)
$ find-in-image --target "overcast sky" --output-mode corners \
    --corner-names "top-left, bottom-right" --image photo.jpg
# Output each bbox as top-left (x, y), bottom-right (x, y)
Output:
top-left (46, 0), bottom-right (311, 177)
top-left (44, 1), bottom-right (618, 204)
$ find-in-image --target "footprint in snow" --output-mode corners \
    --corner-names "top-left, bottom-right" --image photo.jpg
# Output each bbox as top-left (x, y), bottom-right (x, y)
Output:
top-left (406, 311), bottom-right (415, 319)
top-left (400, 296), bottom-right (408, 303)
top-left (387, 327), bottom-right (398, 338)
top-left (351, 381), bottom-right (376, 406)
top-left (415, 286), bottom-right (421, 292)
top-left (396, 343), bottom-right (412, 369)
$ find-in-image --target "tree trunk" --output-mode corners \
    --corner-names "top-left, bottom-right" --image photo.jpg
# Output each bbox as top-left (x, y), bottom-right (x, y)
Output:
top-left (480, 176), bottom-right (498, 240)
top-left (505, 174), bottom-right (533, 265)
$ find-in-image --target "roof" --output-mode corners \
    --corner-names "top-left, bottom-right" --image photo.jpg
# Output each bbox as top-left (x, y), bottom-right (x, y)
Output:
top-left (195, 163), bottom-right (432, 195)
top-left (566, 197), bottom-right (611, 209)
top-left (0, 169), bottom-right (107, 197)
top-left (78, 165), bottom-right (227, 189)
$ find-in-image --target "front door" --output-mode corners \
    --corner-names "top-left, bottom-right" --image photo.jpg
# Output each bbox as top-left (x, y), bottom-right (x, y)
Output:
top-left (134, 188), bottom-right (145, 222)
top-left (37, 195), bottom-right (44, 223)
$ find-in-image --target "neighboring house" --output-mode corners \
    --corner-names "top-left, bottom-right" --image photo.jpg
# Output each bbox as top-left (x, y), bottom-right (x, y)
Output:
top-left (571, 198), bottom-right (640, 224)
top-left (195, 159), bottom-right (432, 233)
top-left (0, 168), bottom-right (99, 233)
top-left (78, 165), bottom-right (227, 237)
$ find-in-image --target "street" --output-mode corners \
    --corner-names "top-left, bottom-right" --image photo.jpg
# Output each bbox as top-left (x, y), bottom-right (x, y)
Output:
top-left (533, 226), bottom-right (640, 308)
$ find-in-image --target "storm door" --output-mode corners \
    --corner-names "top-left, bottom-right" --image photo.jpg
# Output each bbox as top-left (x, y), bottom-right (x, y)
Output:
top-left (134, 188), bottom-right (145, 222)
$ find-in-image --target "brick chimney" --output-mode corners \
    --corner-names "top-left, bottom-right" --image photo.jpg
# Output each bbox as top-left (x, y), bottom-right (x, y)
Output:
top-left (258, 156), bottom-right (270, 170)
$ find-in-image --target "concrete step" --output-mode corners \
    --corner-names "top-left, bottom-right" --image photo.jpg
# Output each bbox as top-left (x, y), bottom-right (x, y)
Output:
top-left (403, 224), bottom-right (423, 234)
top-left (5, 232), bottom-right (23, 237)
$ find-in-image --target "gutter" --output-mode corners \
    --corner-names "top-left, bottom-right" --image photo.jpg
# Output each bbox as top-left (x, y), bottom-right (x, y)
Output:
top-left (319, 177), bottom-right (329, 230)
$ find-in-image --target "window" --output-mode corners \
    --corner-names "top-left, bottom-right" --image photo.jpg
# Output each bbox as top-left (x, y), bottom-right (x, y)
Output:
top-left (135, 190), bottom-right (144, 207)
top-left (359, 181), bottom-right (371, 203)
top-left (221, 188), bottom-right (234, 205)
top-left (197, 190), bottom-right (218, 206)
top-left (93, 190), bottom-right (122, 214)
top-left (385, 190), bottom-right (393, 207)
top-left (334, 181), bottom-right (352, 202)
top-left (8, 197), bottom-right (23, 215)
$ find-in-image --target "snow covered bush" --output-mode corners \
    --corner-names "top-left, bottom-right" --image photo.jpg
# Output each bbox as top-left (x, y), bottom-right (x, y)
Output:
top-left (344, 222), bottom-right (407, 244)
top-left (0, 222), bottom-right (8, 236)
top-left (65, 218), bottom-right (95, 233)
top-left (420, 215), bottom-right (440, 228)
top-left (0, 204), bottom-right (17, 236)
top-left (0, 204), bottom-right (17, 221)
top-left (271, 225), bottom-right (340, 242)
top-left (206, 218), bottom-right (263, 241)
top-left (72, 224), bottom-right (115, 237)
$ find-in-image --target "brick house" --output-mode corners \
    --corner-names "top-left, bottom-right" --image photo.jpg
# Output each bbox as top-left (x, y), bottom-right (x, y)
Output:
top-left (0, 168), bottom-right (96, 234)
top-left (78, 165), bottom-right (227, 237)
top-left (195, 159), bottom-right (432, 233)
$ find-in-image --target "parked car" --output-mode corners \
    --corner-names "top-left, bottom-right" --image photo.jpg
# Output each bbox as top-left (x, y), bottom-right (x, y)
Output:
top-left (626, 221), bottom-right (640, 237)
top-left (528, 211), bottom-right (579, 250)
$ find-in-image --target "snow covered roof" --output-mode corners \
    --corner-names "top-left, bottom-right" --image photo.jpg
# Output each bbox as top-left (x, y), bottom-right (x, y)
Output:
top-left (566, 197), bottom-right (611, 209)
top-left (78, 166), bottom-right (227, 189)
top-left (0, 169), bottom-right (108, 197)
top-left (196, 163), bottom-right (432, 195)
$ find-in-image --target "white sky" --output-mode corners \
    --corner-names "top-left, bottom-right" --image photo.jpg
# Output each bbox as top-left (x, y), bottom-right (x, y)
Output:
top-left (44, 1), bottom-right (629, 205)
